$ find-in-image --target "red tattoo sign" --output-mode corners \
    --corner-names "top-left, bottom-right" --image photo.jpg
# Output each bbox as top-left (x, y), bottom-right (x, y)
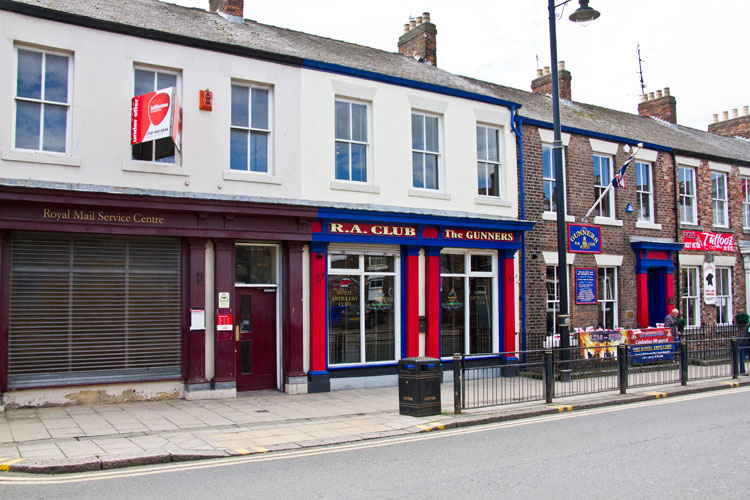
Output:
top-left (683, 231), bottom-right (735, 252)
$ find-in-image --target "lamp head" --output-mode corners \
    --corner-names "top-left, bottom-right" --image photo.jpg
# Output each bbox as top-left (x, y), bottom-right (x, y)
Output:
top-left (569, 0), bottom-right (600, 27)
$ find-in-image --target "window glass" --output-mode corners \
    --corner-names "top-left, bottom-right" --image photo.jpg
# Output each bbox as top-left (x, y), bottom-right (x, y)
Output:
top-left (230, 84), bottom-right (270, 172)
top-left (477, 126), bottom-right (501, 197)
top-left (44, 54), bottom-right (69, 103)
top-left (328, 275), bottom-right (361, 364)
top-left (234, 246), bottom-right (277, 284)
top-left (471, 254), bottom-right (492, 272)
top-left (334, 100), bottom-right (368, 182)
top-left (330, 254), bottom-right (359, 270)
top-left (251, 88), bottom-right (269, 129)
top-left (17, 49), bottom-right (42, 99)
top-left (440, 276), bottom-right (465, 357)
top-left (594, 155), bottom-right (613, 218)
top-left (132, 68), bottom-right (178, 163)
top-left (440, 253), bottom-right (464, 274)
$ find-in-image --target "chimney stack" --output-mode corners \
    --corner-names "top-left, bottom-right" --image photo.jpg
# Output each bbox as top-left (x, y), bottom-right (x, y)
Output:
top-left (637, 87), bottom-right (677, 124)
top-left (708, 104), bottom-right (750, 139)
top-left (398, 12), bottom-right (437, 66)
top-left (209, 0), bottom-right (244, 23)
top-left (531, 61), bottom-right (572, 101)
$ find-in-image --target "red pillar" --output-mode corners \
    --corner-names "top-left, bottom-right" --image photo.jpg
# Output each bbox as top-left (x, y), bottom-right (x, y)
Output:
top-left (308, 244), bottom-right (330, 392)
top-left (636, 272), bottom-right (649, 328)
top-left (502, 255), bottom-right (516, 355)
top-left (404, 249), bottom-right (420, 358)
top-left (213, 239), bottom-right (235, 388)
top-left (666, 271), bottom-right (675, 314)
top-left (283, 242), bottom-right (306, 386)
top-left (187, 238), bottom-right (209, 389)
top-left (425, 249), bottom-right (441, 359)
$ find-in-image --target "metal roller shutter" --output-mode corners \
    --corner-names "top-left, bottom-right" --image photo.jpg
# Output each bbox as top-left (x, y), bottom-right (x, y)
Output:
top-left (8, 232), bottom-right (183, 388)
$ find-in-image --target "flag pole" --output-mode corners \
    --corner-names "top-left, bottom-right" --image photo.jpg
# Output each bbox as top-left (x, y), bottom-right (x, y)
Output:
top-left (581, 143), bottom-right (642, 223)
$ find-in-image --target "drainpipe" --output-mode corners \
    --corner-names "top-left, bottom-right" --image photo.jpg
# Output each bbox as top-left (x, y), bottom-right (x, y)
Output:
top-left (672, 151), bottom-right (681, 308)
top-left (511, 108), bottom-right (527, 355)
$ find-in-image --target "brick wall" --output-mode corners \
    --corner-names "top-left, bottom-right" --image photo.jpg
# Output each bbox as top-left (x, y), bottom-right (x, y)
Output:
top-left (708, 113), bottom-right (750, 139)
top-left (638, 90), bottom-right (677, 124)
top-left (398, 15), bottom-right (437, 66)
top-left (531, 64), bottom-right (572, 101)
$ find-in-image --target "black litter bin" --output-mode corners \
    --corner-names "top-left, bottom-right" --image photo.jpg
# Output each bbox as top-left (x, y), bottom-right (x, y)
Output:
top-left (398, 357), bottom-right (441, 416)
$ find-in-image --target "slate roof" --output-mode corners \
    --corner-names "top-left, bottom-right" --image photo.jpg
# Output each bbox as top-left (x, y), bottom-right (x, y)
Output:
top-left (5, 0), bottom-right (750, 164)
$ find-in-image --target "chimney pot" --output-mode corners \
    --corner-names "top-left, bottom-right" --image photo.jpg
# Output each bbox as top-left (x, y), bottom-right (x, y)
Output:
top-left (648, 92), bottom-right (655, 100)
top-left (663, 87), bottom-right (670, 96)
top-left (641, 94), bottom-right (648, 102)
top-left (410, 19), bottom-right (416, 29)
top-left (536, 68), bottom-right (543, 77)
top-left (403, 23), bottom-right (410, 33)
top-left (543, 66), bottom-right (550, 76)
top-left (655, 90), bottom-right (663, 98)
top-left (722, 111), bottom-right (729, 121)
top-left (732, 108), bottom-right (739, 119)
top-left (558, 60), bottom-right (565, 71)
top-left (422, 12), bottom-right (430, 23)
top-left (713, 114), bottom-right (719, 123)
top-left (743, 106), bottom-right (749, 116)
top-left (416, 16), bottom-right (423, 26)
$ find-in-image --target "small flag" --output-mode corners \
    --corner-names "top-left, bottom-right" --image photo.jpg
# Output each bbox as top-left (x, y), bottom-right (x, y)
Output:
top-left (611, 152), bottom-right (635, 189)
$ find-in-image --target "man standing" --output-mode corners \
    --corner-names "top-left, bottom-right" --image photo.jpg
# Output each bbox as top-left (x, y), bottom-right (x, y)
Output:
top-left (664, 308), bottom-right (680, 341)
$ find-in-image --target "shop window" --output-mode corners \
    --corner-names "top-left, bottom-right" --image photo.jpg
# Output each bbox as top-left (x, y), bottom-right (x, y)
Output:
top-left (635, 161), bottom-right (654, 223)
top-left (235, 245), bottom-right (277, 285)
top-left (716, 267), bottom-right (732, 324)
top-left (132, 68), bottom-right (180, 164)
top-left (335, 99), bottom-right (369, 182)
top-left (681, 266), bottom-right (701, 327)
top-left (440, 251), bottom-right (496, 357)
top-left (593, 154), bottom-right (614, 218)
top-left (231, 83), bottom-right (271, 172)
top-left (14, 46), bottom-right (70, 153)
top-left (597, 267), bottom-right (618, 329)
top-left (711, 172), bottom-right (728, 227)
top-left (411, 112), bottom-right (441, 190)
top-left (327, 253), bottom-right (398, 365)
top-left (678, 166), bottom-right (697, 224)
top-left (476, 125), bottom-right (501, 197)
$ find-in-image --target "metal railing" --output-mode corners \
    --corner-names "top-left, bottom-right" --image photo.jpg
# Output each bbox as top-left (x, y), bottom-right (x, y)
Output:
top-left (453, 335), bottom-right (743, 414)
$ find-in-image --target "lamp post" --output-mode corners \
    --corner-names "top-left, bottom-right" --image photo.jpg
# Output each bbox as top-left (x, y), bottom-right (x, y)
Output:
top-left (548, 0), bottom-right (599, 377)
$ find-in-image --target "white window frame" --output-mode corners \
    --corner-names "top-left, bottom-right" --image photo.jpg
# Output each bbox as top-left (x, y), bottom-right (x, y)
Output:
top-left (13, 45), bottom-right (72, 155)
top-left (439, 250), bottom-right (499, 358)
top-left (682, 266), bottom-right (701, 327)
top-left (132, 65), bottom-right (181, 165)
top-left (635, 161), bottom-right (655, 223)
top-left (327, 251), bottom-right (400, 367)
top-left (711, 171), bottom-right (729, 228)
top-left (476, 124), bottom-right (502, 198)
top-left (716, 267), bottom-right (732, 325)
top-left (411, 111), bottom-right (442, 191)
top-left (230, 82), bottom-right (273, 174)
top-left (679, 166), bottom-right (698, 225)
top-left (597, 267), bottom-right (618, 329)
top-left (593, 154), bottom-right (614, 219)
top-left (742, 177), bottom-right (750, 229)
top-left (546, 265), bottom-right (560, 336)
top-left (334, 98), bottom-right (370, 183)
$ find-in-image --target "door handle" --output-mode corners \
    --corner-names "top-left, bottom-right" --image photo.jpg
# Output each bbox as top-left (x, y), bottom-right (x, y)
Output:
top-left (235, 325), bottom-right (239, 342)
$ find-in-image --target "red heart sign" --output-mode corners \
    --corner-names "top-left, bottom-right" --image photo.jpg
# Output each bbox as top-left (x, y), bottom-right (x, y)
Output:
top-left (148, 92), bottom-right (171, 126)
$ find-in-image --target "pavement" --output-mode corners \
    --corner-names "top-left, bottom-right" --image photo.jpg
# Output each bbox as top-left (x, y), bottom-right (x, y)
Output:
top-left (1, 376), bottom-right (748, 474)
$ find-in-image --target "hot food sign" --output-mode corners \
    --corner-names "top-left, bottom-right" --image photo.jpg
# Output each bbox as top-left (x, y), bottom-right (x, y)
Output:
top-left (683, 231), bottom-right (734, 252)
top-left (131, 87), bottom-right (181, 150)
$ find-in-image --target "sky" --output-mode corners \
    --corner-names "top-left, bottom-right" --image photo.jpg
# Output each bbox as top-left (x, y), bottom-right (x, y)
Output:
top-left (168, 0), bottom-right (748, 131)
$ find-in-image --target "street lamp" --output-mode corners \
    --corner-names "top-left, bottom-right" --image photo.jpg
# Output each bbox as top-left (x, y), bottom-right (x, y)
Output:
top-left (549, 0), bottom-right (600, 377)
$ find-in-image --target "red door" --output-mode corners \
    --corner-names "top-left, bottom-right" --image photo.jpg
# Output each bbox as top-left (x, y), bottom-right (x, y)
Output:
top-left (235, 288), bottom-right (277, 391)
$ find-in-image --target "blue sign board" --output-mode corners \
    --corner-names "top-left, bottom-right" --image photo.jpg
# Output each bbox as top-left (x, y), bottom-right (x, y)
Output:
top-left (575, 268), bottom-right (597, 305)
top-left (568, 224), bottom-right (601, 253)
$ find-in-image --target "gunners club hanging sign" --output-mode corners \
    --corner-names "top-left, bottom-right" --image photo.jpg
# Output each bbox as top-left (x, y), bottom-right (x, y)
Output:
top-left (131, 87), bottom-right (182, 150)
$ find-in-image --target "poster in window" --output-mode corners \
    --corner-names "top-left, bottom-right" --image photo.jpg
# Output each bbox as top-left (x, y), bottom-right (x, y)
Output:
top-left (131, 86), bottom-right (182, 150)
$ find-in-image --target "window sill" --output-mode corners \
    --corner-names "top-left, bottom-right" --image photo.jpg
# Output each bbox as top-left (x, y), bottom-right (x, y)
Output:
top-left (680, 223), bottom-right (704, 231)
top-left (408, 188), bottom-right (452, 201)
top-left (542, 211), bottom-right (575, 222)
top-left (2, 149), bottom-right (81, 167)
top-left (475, 196), bottom-right (512, 208)
top-left (122, 160), bottom-right (189, 176)
top-left (711, 226), bottom-right (733, 234)
top-left (223, 170), bottom-right (281, 184)
top-left (594, 216), bottom-right (623, 227)
top-left (330, 180), bottom-right (380, 194)
top-left (635, 221), bottom-right (663, 230)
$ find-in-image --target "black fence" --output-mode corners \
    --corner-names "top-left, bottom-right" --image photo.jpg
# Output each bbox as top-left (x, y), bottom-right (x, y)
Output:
top-left (453, 325), bottom-right (745, 414)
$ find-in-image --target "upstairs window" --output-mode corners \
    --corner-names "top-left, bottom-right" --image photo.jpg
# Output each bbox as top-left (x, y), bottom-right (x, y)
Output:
top-left (678, 166), bottom-right (697, 224)
top-left (231, 84), bottom-right (271, 173)
top-left (743, 178), bottom-right (750, 229)
top-left (711, 172), bottom-right (728, 227)
top-left (132, 68), bottom-right (179, 163)
top-left (334, 99), bottom-right (369, 182)
top-left (411, 112), bottom-right (440, 190)
top-left (476, 125), bottom-right (501, 197)
top-left (14, 47), bottom-right (70, 153)
top-left (635, 161), bottom-right (654, 223)
top-left (593, 154), bottom-right (613, 218)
